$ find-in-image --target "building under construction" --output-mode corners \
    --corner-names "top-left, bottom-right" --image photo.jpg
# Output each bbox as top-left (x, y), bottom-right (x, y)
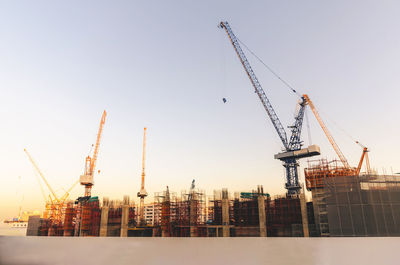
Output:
top-left (305, 159), bottom-right (400, 237)
top-left (27, 184), bottom-right (311, 237)
top-left (25, 21), bottom-right (400, 238)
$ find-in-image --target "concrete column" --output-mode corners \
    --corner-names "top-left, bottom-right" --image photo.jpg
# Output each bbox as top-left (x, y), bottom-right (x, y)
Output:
top-left (221, 188), bottom-right (230, 237)
top-left (79, 205), bottom-right (89, 237)
top-left (258, 195), bottom-right (267, 237)
top-left (300, 189), bottom-right (310, 237)
top-left (120, 196), bottom-right (130, 237)
top-left (161, 187), bottom-right (171, 237)
top-left (26, 215), bottom-right (41, 236)
top-left (48, 226), bottom-right (55, 236)
top-left (99, 197), bottom-right (109, 237)
top-left (189, 197), bottom-right (197, 237)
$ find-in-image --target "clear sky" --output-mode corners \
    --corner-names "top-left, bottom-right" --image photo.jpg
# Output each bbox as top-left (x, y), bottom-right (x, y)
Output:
top-left (1, 0), bottom-right (399, 220)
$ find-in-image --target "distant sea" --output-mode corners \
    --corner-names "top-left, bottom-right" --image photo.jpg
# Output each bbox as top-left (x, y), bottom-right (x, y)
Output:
top-left (0, 222), bottom-right (26, 236)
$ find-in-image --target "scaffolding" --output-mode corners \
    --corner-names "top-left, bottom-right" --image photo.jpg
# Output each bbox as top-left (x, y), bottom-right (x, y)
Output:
top-left (29, 187), bottom-right (312, 237)
top-left (76, 197), bottom-right (101, 237)
top-left (154, 189), bottom-right (177, 237)
top-left (36, 200), bottom-right (69, 236)
top-left (153, 188), bottom-right (206, 237)
top-left (305, 159), bottom-right (357, 190)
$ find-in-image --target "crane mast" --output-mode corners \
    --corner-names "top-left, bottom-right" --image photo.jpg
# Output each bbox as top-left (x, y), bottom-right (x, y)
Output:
top-left (288, 99), bottom-right (307, 151)
top-left (141, 127), bottom-right (147, 191)
top-left (188, 179), bottom-right (195, 201)
top-left (80, 110), bottom-right (107, 197)
top-left (137, 127), bottom-right (148, 226)
top-left (220, 21), bottom-right (319, 196)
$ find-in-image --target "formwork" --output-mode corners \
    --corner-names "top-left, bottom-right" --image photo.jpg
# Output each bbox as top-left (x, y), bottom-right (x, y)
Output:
top-left (63, 202), bottom-right (75, 236)
top-left (79, 197), bottom-right (101, 237)
top-left (107, 205), bottom-right (122, 236)
top-left (232, 191), bottom-right (261, 237)
top-left (38, 218), bottom-right (51, 236)
top-left (204, 187), bottom-right (305, 237)
top-left (128, 207), bottom-right (136, 227)
top-left (230, 186), bottom-right (266, 237)
top-left (306, 201), bottom-right (319, 237)
top-left (48, 224), bottom-right (64, 236)
top-left (233, 198), bottom-right (259, 227)
top-left (267, 196), bottom-right (303, 237)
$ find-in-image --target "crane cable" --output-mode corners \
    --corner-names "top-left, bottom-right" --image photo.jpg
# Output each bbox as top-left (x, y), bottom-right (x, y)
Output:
top-left (236, 37), bottom-right (301, 98)
top-left (318, 107), bottom-right (359, 145)
top-left (305, 109), bottom-right (312, 145)
top-left (235, 32), bottom-right (364, 155)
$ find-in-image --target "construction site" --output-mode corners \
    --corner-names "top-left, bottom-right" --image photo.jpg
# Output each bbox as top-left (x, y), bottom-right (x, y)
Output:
top-left (25, 21), bottom-right (400, 238)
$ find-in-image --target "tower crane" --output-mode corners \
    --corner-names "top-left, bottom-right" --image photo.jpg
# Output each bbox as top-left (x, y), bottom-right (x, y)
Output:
top-left (24, 148), bottom-right (79, 224)
top-left (302, 95), bottom-right (351, 169)
top-left (24, 149), bottom-right (59, 201)
top-left (303, 95), bottom-right (372, 176)
top-left (355, 141), bottom-right (371, 175)
top-left (188, 179), bottom-right (195, 201)
top-left (220, 21), bottom-right (320, 196)
top-left (80, 110), bottom-right (107, 197)
top-left (137, 127), bottom-right (148, 226)
top-left (24, 148), bottom-right (59, 223)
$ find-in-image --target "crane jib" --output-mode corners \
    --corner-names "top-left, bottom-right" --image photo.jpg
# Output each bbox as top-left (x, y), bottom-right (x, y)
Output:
top-left (220, 21), bottom-right (289, 150)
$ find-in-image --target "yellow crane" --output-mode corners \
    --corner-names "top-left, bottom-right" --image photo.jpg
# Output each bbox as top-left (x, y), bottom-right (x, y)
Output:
top-left (24, 148), bottom-right (79, 225)
top-left (80, 110), bottom-right (107, 197)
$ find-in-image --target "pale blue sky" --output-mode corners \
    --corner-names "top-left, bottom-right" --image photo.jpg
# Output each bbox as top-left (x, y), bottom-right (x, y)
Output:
top-left (1, 0), bottom-right (399, 219)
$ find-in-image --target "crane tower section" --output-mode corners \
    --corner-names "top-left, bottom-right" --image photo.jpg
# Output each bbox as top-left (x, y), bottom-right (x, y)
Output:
top-left (138, 127), bottom-right (148, 225)
top-left (80, 110), bottom-right (107, 197)
top-left (219, 21), bottom-right (320, 196)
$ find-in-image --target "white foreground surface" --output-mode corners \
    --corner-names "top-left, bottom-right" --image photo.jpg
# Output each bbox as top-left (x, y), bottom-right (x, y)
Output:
top-left (0, 236), bottom-right (399, 265)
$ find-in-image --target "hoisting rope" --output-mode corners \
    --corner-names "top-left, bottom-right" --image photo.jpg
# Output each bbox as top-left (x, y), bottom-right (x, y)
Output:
top-left (305, 109), bottom-right (312, 145)
top-left (237, 37), bottom-right (301, 98)
top-left (234, 31), bottom-right (363, 152)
